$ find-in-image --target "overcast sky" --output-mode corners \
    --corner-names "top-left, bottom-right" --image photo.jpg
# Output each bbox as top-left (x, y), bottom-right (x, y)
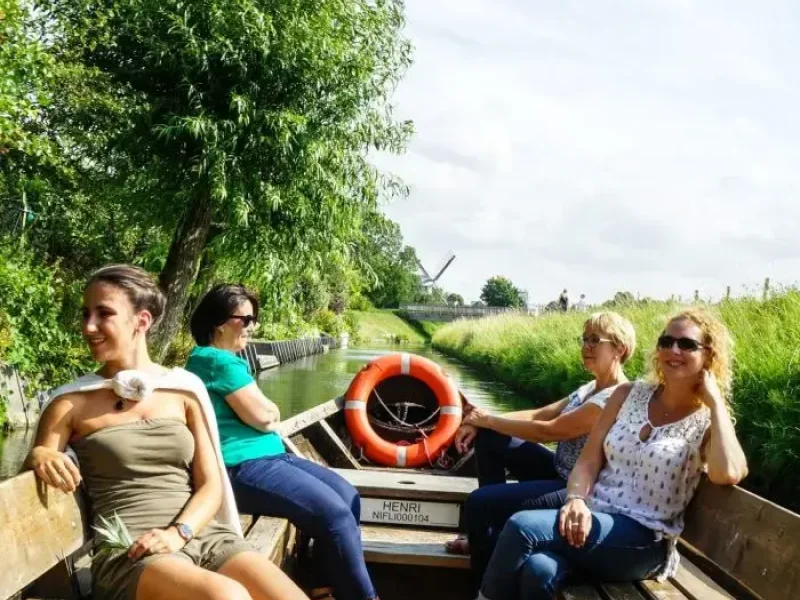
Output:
top-left (373, 0), bottom-right (800, 305)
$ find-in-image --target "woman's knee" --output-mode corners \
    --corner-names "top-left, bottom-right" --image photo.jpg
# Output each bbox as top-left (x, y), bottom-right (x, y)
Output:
top-left (474, 427), bottom-right (508, 455)
top-left (315, 497), bottom-right (359, 534)
top-left (505, 509), bottom-right (560, 545)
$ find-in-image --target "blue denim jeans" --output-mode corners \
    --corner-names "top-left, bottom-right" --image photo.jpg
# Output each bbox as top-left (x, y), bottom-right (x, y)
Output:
top-left (228, 453), bottom-right (376, 600)
top-left (467, 429), bottom-right (568, 591)
top-left (478, 509), bottom-right (668, 600)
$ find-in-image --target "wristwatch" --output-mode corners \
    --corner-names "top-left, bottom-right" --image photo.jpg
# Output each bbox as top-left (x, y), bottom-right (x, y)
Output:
top-left (173, 522), bottom-right (194, 543)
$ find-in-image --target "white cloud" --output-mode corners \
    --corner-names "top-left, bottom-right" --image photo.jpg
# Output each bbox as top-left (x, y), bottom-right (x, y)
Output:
top-left (374, 0), bottom-right (800, 305)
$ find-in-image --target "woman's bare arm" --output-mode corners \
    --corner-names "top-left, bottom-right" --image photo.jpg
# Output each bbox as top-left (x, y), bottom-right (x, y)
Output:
top-left (504, 397), bottom-right (570, 422)
top-left (225, 382), bottom-right (281, 432)
top-left (481, 402), bottom-right (603, 443)
top-left (172, 396), bottom-right (223, 533)
top-left (24, 396), bottom-right (82, 492)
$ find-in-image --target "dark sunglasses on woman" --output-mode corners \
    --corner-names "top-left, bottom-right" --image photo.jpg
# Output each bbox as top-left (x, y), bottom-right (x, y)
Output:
top-left (229, 314), bottom-right (257, 327)
top-left (657, 334), bottom-right (706, 352)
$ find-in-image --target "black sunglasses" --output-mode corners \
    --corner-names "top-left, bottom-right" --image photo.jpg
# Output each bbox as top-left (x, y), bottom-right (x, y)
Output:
top-left (229, 314), bottom-right (257, 327)
top-left (657, 335), bottom-right (706, 352)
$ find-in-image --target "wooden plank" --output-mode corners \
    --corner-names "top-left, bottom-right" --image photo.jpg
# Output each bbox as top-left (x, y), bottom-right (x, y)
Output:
top-left (0, 471), bottom-right (89, 600)
top-left (360, 525), bottom-right (468, 569)
top-left (289, 433), bottom-right (327, 466)
top-left (332, 468), bottom-right (478, 503)
top-left (682, 478), bottom-right (800, 600)
top-left (276, 398), bottom-right (343, 438)
top-left (282, 436), bottom-right (305, 458)
top-left (669, 559), bottom-right (736, 600)
top-left (637, 579), bottom-right (689, 600)
top-left (306, 420), bottom-right (361, 469)
top-left (239, 514), bottom-right (254, 536)
top-left (245, 516), bottom-right (296, 566)
top-left (599, 582), bottom-right (647, 600)
top-left (558, 585), bottom-right (604, 600)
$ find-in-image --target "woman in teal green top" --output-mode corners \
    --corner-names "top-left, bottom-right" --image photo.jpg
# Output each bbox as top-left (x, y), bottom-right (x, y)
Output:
top-left (186, 284), bottom-right (378, 600)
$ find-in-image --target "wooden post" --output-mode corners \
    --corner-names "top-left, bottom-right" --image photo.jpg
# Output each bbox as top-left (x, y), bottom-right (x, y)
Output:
top-left (763, 277), bottom-right (770, 301)
top-left (725, 286), bottom-right (731, 301)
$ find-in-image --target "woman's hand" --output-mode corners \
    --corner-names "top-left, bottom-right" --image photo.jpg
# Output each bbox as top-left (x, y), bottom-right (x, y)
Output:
top-left (697, 370), bottom-right (724, 408)
top-left (558, 498), bottom-right (592, 548)
top-left (463, 407), bottom-right (493, 429)
top-left (128, 527), bottom-right (186, 560)
top-left (30, 446), bottom-right (82, 493)
top-left (454, 425), bottom-right (478, 453)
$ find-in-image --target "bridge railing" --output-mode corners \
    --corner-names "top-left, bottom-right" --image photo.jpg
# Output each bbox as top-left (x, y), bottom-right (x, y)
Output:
top-left (399, 304), bottom-right (538, 318)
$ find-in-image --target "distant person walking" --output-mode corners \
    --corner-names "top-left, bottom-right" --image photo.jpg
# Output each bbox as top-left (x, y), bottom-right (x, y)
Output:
top-left (558, 290), bottom-right (569, 312)
top-left (576, 294), bottom-right (588, 312)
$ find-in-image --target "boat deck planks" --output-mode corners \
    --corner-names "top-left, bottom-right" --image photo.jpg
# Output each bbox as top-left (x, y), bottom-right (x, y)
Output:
top-left (668, 560), bottom-right (736, 600)
top-left (360, 525), bottom-right (468, 570)
top-left (638, 579), bottom-right (693, 600)
top-left (332, 468), bottom-right (478, 502)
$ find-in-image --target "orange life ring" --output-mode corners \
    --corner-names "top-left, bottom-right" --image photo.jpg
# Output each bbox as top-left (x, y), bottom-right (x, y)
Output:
top-left (344, 353), bottom-right (462, 468)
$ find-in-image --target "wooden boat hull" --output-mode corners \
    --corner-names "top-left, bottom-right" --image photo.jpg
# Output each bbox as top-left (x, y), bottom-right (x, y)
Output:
top-left (4, 395), bottom-right (798, 600)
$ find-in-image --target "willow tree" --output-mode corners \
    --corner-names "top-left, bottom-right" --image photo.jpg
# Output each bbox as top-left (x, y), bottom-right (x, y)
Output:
top-left (47, 0), bottom-right (413, 355)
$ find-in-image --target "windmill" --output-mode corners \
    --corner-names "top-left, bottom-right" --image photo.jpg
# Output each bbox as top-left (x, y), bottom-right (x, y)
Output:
top-left (416, 251), bottom-right (456, 288)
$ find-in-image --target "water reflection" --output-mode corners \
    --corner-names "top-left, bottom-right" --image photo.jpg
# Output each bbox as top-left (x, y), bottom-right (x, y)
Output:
top-left (258, 344), bottom-right (530, 418)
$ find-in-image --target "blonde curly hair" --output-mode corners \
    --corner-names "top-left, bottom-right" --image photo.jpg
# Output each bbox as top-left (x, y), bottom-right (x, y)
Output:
top-left (649, 307), bottom-right (734, 402)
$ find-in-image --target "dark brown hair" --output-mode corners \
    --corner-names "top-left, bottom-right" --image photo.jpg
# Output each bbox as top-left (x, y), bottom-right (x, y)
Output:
top-left (190, 284), bottom-right (260, 346)
top-left (87, 264), bottom-right (166, 330)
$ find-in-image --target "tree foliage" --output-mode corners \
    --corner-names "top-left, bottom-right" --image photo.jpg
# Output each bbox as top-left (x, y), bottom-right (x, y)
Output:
top-left (357, 211), bottom-right (421, 309)
top-left (33, 0), bottom-right (414, 355)
top-left (480, 275), bottom-right (525, 308)
top-left (0, 0), bottom-right (426, 394)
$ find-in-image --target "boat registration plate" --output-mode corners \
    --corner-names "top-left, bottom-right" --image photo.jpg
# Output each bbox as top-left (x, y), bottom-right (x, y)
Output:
top-left (360, 497), bottom-right (460, 528)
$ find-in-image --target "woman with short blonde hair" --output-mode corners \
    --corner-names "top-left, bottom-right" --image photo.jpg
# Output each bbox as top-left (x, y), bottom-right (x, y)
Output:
top-left (447, 312), bottom-right (635, 592)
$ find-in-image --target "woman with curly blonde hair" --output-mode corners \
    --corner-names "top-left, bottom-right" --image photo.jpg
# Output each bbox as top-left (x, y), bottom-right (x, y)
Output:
top-left (476, 308), bottom-right (748, 600)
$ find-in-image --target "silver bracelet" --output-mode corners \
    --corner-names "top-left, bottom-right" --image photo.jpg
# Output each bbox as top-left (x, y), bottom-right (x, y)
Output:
top-left (564, 493), bottom-right (587, 504)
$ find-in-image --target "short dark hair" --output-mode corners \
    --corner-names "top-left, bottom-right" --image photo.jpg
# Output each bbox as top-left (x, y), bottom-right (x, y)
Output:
top-left (87, 264), bottom-right (166, 331)
top-left (190, 284), bottom-right (260, 346)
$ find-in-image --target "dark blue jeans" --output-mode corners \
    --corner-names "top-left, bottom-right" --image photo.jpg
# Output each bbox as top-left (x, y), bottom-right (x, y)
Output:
top-left (468, 429), bottom-right (568, 591)
top-left (478, 509), bottom-right (668, 600)
top-left (228, 453), bottom-right (376, 600)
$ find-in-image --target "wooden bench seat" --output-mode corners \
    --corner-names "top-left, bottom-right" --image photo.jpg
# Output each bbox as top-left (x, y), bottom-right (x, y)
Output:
top-left (360, 525), bottom-right (468, 570)
top-left (358, 523), bottom-right (729, 600)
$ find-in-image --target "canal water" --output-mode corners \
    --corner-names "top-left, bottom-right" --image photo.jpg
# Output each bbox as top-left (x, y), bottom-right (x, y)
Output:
top-left (0, 345), bottom-right (530, 480)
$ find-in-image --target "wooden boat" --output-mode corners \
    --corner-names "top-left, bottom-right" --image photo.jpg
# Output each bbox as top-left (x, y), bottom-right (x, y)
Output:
top-left (3, 383), bottom-right (799, 600)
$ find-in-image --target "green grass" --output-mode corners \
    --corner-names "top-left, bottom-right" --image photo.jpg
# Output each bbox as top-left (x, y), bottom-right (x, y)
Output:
top-left (351, 310), bottom-right (428, 344)
top-left (396, 312), bottom-right (445, 341)
top-left (432, 294), bottom-right (800, 513)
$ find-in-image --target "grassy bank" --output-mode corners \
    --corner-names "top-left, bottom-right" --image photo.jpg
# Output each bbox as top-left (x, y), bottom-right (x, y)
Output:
top-left (351, 310), bottom-right (429, 344)
top-left (432, 294), bottom-right (800, 513)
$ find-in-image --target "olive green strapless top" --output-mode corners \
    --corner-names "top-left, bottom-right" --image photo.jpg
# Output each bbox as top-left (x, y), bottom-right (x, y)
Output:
top-left (71, 419), bottom-right (195, 543)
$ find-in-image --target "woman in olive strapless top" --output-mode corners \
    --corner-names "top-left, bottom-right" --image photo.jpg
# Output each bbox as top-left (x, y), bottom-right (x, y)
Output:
top-left (26, 265), bottom-right (308, 600)
top-left (71, 419), bottom-right (256, 600)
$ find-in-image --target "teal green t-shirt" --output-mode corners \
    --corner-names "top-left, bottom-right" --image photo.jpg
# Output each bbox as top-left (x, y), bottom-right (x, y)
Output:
top-left (185, 345), bottom-right (285, 466)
